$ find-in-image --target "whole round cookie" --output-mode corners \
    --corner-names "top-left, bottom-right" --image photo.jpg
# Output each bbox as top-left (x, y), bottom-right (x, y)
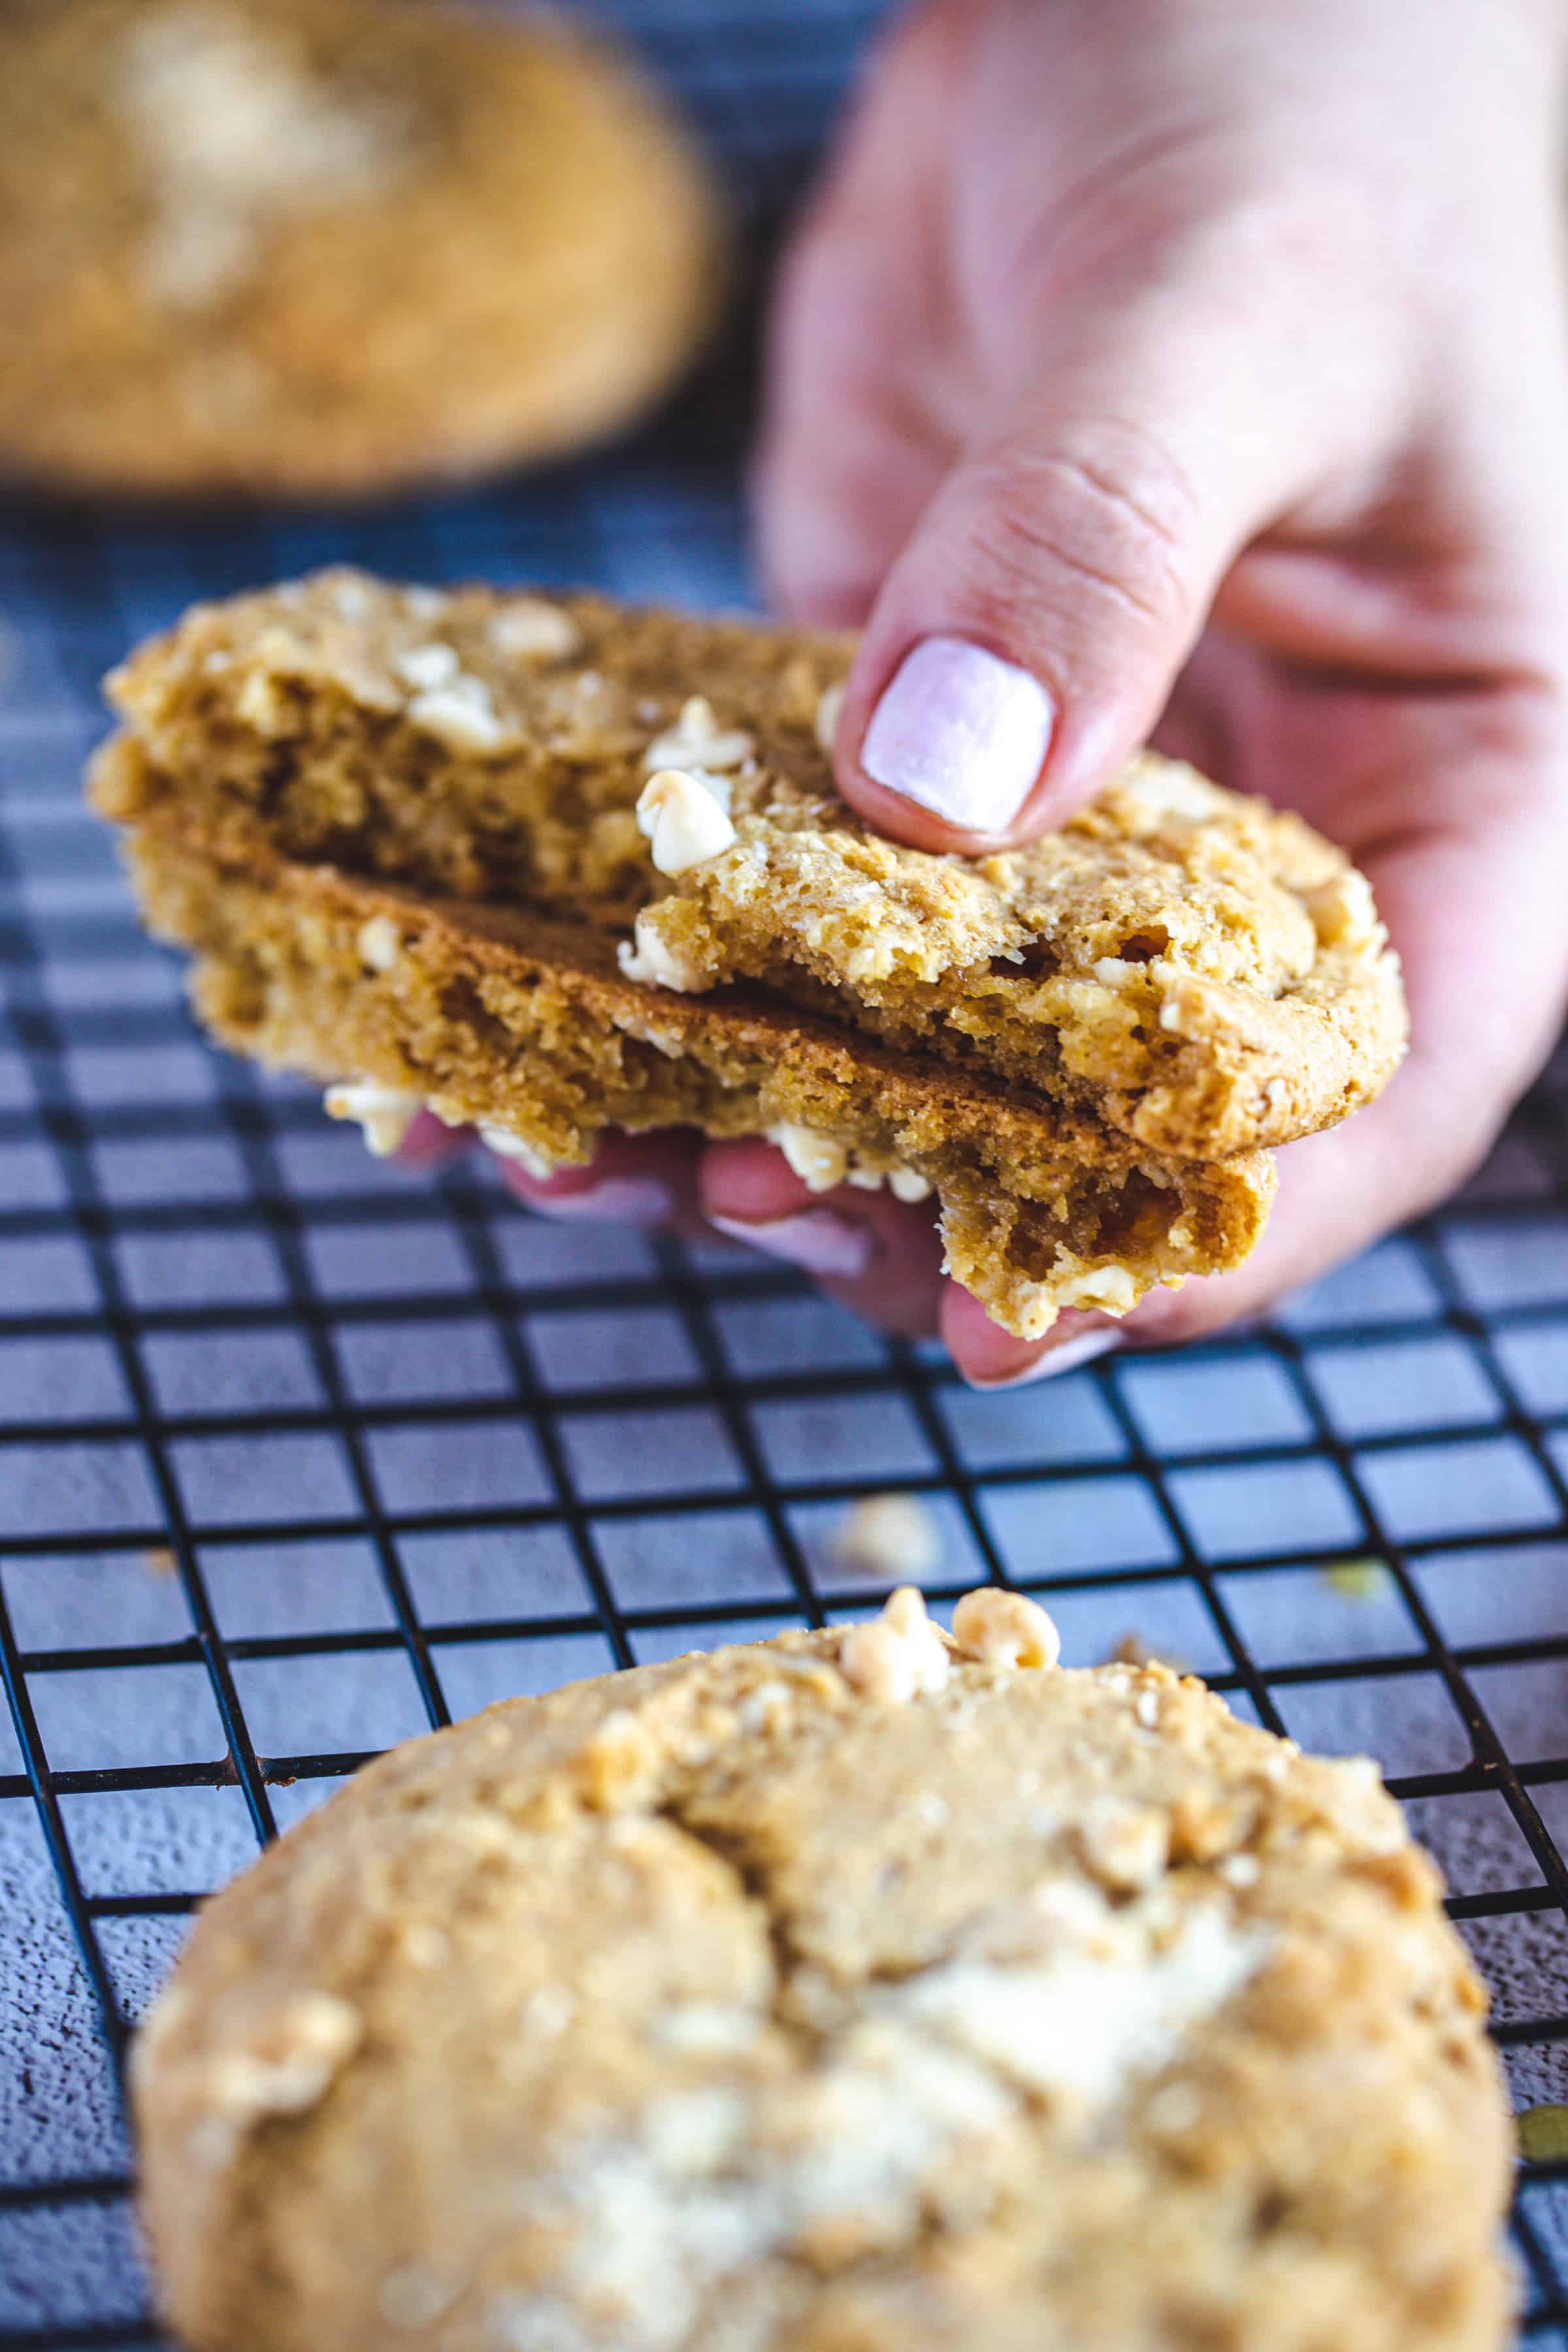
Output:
top-left (133, 1590), bottom-right (1512, 2352)
top-left (0, 0), bottom-right (721, 498)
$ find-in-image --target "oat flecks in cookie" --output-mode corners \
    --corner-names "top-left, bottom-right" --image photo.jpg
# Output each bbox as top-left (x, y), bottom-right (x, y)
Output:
top-left (133, 1631), bottom-right (1512, 2352)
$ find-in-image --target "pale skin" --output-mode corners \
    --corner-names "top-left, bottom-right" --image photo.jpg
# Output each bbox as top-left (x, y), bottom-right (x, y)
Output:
top-left (438, 0), bottom-right (1568, 1384)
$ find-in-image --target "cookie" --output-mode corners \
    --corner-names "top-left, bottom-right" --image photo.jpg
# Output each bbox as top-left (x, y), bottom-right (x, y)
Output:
top-left (123, 830), bottom-right (1275, 1335)
top-left (94, 569), bottom-right (1406, 1157)
top-left (90, 570), bottom-right (1405, 1333)
top-left (0, 1), bottom-right (721, 497)
top-left (133, 1590), bottom-right (1512, 2352)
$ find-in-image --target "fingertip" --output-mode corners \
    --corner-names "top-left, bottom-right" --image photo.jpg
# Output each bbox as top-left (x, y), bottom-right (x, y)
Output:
top-left (830, 633), bottom-right (1058, 852)
top-left (940, 1283), bottom-right (1124, 1387)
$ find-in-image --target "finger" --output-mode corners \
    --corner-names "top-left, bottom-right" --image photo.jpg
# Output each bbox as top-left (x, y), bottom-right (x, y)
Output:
top-left (751, 0), bottom-right (964, 625)
top-left (490, 1128), bottom-right (704, 1232)
top-left (394, 1109), bottom-right (474, 1171)
top-left (941, 1284), bottom-right (1123, 1388)
top-left (700, 1137), bottom-right (945, 1339)
top-left (830, 211), bottom-right (1410, 853)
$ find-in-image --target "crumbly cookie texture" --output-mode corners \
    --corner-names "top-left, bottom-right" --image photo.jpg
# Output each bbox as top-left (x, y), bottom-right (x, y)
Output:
top-left (95, 570), bottom-right (1406, 1158)
top-left (133, 1597), bottom-right (1512, 2352)
top-left (122, 830), bottom-right (1273, 1337)
top-left (0, 1), bottom-right (720, 497)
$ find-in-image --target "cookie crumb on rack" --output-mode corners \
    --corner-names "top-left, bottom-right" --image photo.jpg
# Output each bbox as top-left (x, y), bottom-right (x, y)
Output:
top-left (829, 1492), bottom-right (941, 1582)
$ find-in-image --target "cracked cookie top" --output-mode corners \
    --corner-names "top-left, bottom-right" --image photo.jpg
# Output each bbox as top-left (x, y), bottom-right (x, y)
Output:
top-left (97, 569), bottom-right (1407, 1158)
top-left (134, 1602), bottom-right (1508, 2352)
top-left (0, 3), bottom-right (719, 496)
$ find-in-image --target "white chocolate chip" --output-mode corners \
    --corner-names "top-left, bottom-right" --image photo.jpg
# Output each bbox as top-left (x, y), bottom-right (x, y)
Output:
top-left (840, 1586), bottom-right (950, 1703)
top-left (645, 694), bottom-right (755, 774)
top-left (636, 768), bottom-right (738, 876)
top-left (768, 1124), bottom-right (848, 1192)
top-left (815, 680), bottom-right (846, 756)
top-left (617, 913), bottom-right (711, 994)
top-left (487, 598), bottom-right (582, 661)
top-left (1218, 1853), bottom-right (1261, 1888)
top-left (478, 1126), bottom-right (558, 1180)
top-left (830, 1494), bottom-right (941, 1582)
top-left (1055, 1264), bottom-right (1139, 1314)
top-left (406, 672), bottom-right (510, 753)
top-left (843, 1156), bottom-right (932, 1203)
top-left (951, 1588), bottom-right (1061, 1671)
top-left (323, 1080), bottom-right (423, 1157)
top-left (395, 642), bottom-right (459, 692)
top-left (887, 1165), bottom-right (934, 1204)
top-left (355, 914), bottom-right (402, 972)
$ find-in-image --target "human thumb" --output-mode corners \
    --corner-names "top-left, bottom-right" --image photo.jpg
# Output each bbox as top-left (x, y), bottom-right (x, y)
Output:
top-left (828, 231), bottom-right (1399, 848)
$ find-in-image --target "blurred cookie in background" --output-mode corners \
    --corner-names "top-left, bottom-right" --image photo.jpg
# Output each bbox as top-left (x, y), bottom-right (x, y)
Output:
top-left (0, 0), bottom-right (724, 499)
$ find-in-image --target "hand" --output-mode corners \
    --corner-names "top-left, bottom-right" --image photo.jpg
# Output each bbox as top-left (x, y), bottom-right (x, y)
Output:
top-left (490, 0), bottom-right (1568, 1383)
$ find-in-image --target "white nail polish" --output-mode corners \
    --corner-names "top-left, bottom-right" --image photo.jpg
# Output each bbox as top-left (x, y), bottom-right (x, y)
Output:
top-left (708, 1211), bottom-right (872, 1281)
top-left (861, 636), bottom-right (1053, 833)
top-left (527, 1178), bottom-right (674, 1227)
top-left (965, 1327), bottom-right (1122, 1391)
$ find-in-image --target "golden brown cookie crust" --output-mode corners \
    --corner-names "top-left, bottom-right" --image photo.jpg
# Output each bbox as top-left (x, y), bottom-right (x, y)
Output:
top-left (95, 569), bottom-right (1407, 1154)
top-left (133, 1618), bottom-right (1512, 2352)
top-left (125, 827), bottom-right (1275, 1337)
top-left (0, 1), bottom-right (721, 497)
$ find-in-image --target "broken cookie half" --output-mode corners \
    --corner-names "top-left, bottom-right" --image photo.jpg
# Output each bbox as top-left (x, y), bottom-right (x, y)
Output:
top-left (90, 569), bottom-right (1406, 1339)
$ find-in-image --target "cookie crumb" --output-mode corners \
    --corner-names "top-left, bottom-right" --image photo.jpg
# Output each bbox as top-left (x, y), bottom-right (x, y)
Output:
top-left (952, 1587), bottom-right (1060, 1671)
top-left (814, 680), bottom-right (845, 756)
top-left (142, 1544), bottom-right (178, 1580)
top-left (830, 1494), bottom-right (941, 1583)
top-left (1518, 2103), bottom-right (1568, 2163)
top-left (1322, 1558), bottom-right (1392, 1603)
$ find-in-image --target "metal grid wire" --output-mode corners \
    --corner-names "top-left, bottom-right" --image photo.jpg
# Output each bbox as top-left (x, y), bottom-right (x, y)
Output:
top-left (2, 0), bottom-right (1567, 2338)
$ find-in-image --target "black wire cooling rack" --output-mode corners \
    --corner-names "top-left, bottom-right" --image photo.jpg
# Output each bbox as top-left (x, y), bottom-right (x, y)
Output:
top-left (2, 0), bottom-right (1567, 2340)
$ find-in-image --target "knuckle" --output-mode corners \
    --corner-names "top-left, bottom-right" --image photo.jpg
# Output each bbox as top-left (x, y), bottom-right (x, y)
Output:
top-left (958, 431), bottom-right (1201, 642)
